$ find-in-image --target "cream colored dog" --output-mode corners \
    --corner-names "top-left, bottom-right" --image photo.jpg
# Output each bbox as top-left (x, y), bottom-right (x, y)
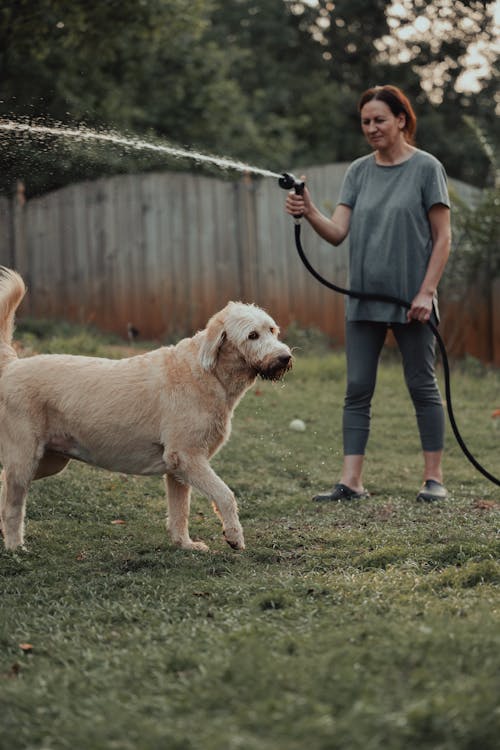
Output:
top-left (0, 268), bottom-right (292, 553)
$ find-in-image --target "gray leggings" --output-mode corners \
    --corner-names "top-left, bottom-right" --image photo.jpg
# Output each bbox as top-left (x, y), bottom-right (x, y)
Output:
top-left (343, 320), bottom-right (445, 455)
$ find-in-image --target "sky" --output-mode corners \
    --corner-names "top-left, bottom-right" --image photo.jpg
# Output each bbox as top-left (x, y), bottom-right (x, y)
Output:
top-left (385, 0), bottom-right (500, 100)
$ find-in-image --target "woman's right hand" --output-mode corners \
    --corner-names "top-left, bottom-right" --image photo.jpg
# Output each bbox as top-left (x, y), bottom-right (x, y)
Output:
top-left (284, 176), bottom-right (311, 219)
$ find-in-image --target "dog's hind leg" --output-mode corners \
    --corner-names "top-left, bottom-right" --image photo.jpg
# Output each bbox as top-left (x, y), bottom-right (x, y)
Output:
top-left (178, 458), bottom-right (245, 550)
top-left (165, 474), bottom-right (209, 552)
top-left (0, 468), bottom-right (32, 550)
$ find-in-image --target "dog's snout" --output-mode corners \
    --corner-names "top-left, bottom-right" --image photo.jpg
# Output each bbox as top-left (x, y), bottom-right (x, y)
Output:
top-left (258, 349), bottom-right (292, 381)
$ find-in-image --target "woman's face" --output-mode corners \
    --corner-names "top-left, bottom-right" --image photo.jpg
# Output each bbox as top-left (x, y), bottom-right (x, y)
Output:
top-left (360, 99), bottom-right (406, 151)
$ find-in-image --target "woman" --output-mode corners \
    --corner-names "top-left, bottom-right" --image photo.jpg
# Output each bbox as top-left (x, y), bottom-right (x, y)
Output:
top-left (285, 85), bottom-right (452, 502)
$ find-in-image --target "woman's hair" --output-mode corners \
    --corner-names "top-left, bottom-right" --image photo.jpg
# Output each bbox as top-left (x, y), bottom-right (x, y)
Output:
top-left (358, 85), bottom-right (417, 145)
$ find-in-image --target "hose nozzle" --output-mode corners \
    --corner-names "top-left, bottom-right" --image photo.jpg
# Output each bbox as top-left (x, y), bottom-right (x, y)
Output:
top-left (278, 172), bottom-right (305, 195)
top-left (279, 172), bottom-right (305, 221)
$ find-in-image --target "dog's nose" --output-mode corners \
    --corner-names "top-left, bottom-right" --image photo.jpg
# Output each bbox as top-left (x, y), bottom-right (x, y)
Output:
top-left (278, 353), bottom-right (292, 366)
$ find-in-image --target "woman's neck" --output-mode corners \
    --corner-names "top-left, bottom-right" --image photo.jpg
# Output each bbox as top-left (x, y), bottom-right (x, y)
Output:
top-left (375, 142), bottom-right (416, 166)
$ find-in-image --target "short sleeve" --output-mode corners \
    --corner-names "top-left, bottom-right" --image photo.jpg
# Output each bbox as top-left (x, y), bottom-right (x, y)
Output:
top-left (337, 163), bottom-right (358, 208)
top-left (423, 160), bottom-right (450, 211)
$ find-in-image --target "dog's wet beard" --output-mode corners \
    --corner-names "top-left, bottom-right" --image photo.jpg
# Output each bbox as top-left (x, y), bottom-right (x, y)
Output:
top-left (258, 361), bottom-right (292, 382)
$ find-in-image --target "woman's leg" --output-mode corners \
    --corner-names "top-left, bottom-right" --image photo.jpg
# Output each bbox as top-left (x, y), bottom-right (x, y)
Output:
top-left (340, 320), bottom-right (387, 491)
top-left (342, 319), bottom-right (387, 448)
top-left (340, 454), bottom-right (366, 493)
top-left (392, 321), bottom-right (445, 485)
top-left (314, 321), bottom-right (387, 500)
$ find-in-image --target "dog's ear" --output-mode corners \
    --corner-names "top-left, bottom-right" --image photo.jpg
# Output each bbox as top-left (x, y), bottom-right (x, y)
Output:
top-left (200, 312), bottom-right (226, 370)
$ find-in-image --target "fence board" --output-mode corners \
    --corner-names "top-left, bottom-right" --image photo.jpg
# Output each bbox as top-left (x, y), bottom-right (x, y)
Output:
top-left (0, 197), bottom-right (13, 268)
top-left (158, 172), bottom-right (182, 334)
top-left (169, 174), bottom-right (191, 336)
top-left (238, 175), bottom-right (259, 303)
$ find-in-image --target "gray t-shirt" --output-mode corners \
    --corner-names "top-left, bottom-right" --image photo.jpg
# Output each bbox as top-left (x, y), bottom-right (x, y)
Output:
top-left (338, 149), bottom-right (450, 323)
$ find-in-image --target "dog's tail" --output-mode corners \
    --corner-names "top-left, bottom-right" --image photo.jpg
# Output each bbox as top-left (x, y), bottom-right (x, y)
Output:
top-left (0, 267), bottom-right (26, 370)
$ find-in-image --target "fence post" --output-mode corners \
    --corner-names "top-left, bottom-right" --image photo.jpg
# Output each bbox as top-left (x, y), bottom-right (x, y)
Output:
top-left (237, 173), bottom-right (259, 301)
top-left (11, 181), bottom-right (27, 269)
top-left (11, 180), bottom-right (31, 315)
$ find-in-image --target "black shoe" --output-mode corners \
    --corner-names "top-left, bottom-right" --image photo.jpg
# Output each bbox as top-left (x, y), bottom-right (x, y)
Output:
top-left (312, 483), bottom-right (369, 502)
top-left (416, 480), bottom-right (448, 502)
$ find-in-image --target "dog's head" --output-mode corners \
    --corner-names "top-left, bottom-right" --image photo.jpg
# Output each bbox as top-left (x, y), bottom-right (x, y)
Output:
top-left (200, 302), bottom-right (292, 381)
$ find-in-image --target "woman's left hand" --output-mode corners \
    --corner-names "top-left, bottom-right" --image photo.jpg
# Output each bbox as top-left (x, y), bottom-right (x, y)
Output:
top-left (408, 292), bottom-right (433, 323)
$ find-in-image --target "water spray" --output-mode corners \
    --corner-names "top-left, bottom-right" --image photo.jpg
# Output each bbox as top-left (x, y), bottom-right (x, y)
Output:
top-left (0, 119), bottom-right (281, 179)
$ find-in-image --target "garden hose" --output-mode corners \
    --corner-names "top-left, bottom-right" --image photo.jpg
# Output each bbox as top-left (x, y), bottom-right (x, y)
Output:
top-left (279, 172), bottom-right (499, 488)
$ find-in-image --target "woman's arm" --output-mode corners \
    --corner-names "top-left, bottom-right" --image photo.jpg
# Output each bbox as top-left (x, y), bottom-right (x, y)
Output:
top-left (285, 179), bottom-right (352, 247)
top-left (407, 203), bottom-right (452, 323)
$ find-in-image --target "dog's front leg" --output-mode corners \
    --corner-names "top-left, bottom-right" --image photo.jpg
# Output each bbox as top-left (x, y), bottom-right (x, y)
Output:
top-left (164, 474), bottom-right (209, 552)
top-left (0, 469), bottom-right (31, 550)
top-left (179, 458), bottom-right (245, 551)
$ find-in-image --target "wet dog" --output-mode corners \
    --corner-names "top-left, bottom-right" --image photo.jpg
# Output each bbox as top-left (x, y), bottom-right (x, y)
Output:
top-left (0, 268), bottom-right (292, 552)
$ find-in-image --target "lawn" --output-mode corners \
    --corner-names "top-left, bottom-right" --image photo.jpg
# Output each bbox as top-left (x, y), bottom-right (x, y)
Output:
top-left (1, 326), bottom-right (499, 750)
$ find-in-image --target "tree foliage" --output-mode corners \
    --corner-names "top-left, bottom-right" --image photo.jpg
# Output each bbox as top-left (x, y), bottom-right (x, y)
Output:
top-left (443, 114), bottom-right (499, 295)
top-left (0, 0), bottom-right (498, 196)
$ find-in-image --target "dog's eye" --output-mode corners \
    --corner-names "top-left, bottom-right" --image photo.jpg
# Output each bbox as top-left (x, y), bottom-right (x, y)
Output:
top-left (248, 331), bottom-right (259, 340)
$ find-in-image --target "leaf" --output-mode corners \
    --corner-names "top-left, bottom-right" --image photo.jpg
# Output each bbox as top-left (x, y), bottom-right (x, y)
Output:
top-left (473, 499), bottom-right (498, 511)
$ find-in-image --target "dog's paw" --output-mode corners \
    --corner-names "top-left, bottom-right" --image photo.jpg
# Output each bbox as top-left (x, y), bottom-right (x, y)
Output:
top-left (175, 539), bottom-right (210, 552)
top-left (223, 528), bottom-right (245, 550)
top-left (3, 536), bottom-right (26, 552)
top-left (189, 540), bottom-right (210, 552)
top-left (3, 541), bottom-right (28, 554)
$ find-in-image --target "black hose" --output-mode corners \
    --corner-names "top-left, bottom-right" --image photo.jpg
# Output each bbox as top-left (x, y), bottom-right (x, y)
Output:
top-left (292, 221), bottom-right (500, 487)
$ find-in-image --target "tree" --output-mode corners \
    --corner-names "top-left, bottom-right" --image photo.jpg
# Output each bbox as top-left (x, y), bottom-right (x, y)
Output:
top-left (0, 0), bottom-right (215, 194)
top-left (444, 118), bottom-right (499, 299)
top-left (0, 0), bottom-right (497, 196)
top-left (373, 0), bottom-right (499, 184)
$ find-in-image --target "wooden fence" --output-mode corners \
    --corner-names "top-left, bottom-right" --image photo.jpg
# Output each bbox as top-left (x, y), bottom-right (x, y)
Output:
top-left (0, 164), bottom-right (498, 365)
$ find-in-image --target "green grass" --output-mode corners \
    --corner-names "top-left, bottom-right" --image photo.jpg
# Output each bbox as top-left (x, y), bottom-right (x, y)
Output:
top-left (1, 329), bottom-right (499, 750)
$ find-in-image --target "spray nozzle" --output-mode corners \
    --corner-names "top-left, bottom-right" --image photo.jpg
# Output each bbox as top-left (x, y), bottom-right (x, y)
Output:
top-left (279, 172), bottom-right (305, 220)
top-left (278, 172), bottom-right (305, 195)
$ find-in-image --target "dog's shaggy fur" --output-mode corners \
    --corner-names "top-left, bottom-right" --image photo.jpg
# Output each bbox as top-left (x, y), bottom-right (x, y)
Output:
top-left (0, 268), bottom-right (292, 552)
